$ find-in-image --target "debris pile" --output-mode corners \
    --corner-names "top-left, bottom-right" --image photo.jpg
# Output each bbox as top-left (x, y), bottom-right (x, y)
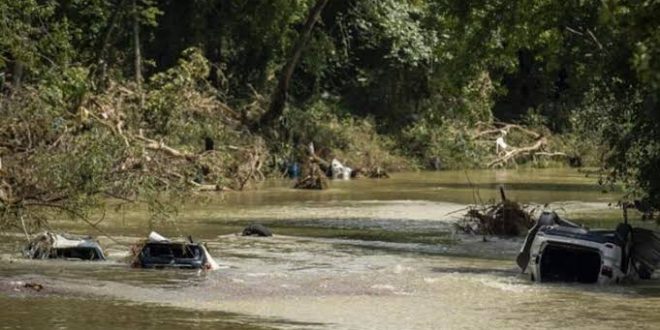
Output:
top-left (473, 122), bottom-right (568, 168)
top-left (292, 142), bottom-right (389, 189)
top-left (293, 161), bottom-right (328, 190)
top-left (363, 166), bottom-right (389, 179)
top-left (456, 188), bottom-right (536, 236)
top-left (1, 281), bottom-right (48, 294)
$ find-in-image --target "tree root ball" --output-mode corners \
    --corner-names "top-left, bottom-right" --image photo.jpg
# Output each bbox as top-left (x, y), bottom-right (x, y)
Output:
top-left (293, 162), bottom-right (328, 190)
top-left (457, 200), bottom-right (535, 236)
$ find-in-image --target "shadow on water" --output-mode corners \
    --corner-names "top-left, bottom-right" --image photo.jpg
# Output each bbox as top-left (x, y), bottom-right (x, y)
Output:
top-left (429, 266), bottom-right (519, 277)
top-left (196, 218), bottom-right (457, 245)
top-left (0, 295), bottom-right (326, 330)
top-left (432, 182), bottom-right (617, 193)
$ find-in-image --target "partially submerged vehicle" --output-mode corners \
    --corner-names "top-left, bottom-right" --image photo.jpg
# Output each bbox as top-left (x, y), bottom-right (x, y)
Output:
top-left (133, 232), bottom-right (219, 270)
top-left (25, 232), bottom-right (105, 261)
top-left (517, 212), bottom-right (659, 284)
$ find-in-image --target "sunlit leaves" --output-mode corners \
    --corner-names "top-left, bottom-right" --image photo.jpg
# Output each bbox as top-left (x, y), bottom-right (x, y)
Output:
top-left (349, 0), bottom-right (437, 67)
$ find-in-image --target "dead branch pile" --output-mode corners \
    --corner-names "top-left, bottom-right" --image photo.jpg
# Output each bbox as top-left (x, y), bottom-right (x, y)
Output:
top-left (293, 143), bottom-right (329, 189)
top-left (293, 161), bottom-right (328, 190)
top-left (128, 239), bottom-right (147, 267)
top-left (456, 200), bottom-right (535, 236)
top-left (455, 188), bottom-right (536, 236)
top-left (0, 78), bottom-right (276, 237)
top-left (473, 121), bottom-right (567, 168)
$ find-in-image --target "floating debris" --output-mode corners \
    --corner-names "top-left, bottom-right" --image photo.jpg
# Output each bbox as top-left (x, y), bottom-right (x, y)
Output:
top-left (242, 223), bottom-right (273, 237)
top-left (293, 162), bottom-right (328, 190)
top-left (456, 188), bottom-right (535, 236)
top-left (24, 282), bottom-right (44, 292)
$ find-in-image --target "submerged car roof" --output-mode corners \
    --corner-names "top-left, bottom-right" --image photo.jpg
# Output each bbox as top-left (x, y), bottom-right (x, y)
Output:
top-left (540, 226), bottom-right (620, 245)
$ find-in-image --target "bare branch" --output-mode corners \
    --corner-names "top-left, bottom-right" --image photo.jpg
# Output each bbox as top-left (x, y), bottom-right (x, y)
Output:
top-left (135, 129), bottom-right (196, 160)
top-left (488, 137), bottom-right (547, 168)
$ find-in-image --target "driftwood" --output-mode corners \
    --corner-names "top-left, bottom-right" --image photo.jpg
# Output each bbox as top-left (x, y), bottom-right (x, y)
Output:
top-left (293, 161), bottom-right (328, 190)
top-left (292, 143), bottom-right (333, 189)
top-left (488, 137), bottom-right (546, 167)
top-left (474, 122), bottom-right (541, 139)
top-left (306, 143), bottom-right (331, 172)
top-left (487, 137), bottom-right (567, 168)
top-left (456, 187), bottom-right (536, 236)
top-left (189, 181), bottom-right (230, 192)
top-left (135, 129), bottom-right (196, 160)
top-left (474, 122), bottom-right (569, 167)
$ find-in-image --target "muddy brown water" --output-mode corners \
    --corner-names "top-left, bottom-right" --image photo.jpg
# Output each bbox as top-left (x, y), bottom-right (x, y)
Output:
top-left (2, 169), bottom-right (660, 329)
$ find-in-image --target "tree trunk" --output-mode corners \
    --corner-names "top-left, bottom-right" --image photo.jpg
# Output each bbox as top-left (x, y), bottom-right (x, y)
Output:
top-left (257, 0), bottom-right (330, 129)
top-left (11, 60), bottom-right (23, 90)
top-left (94, 0), bottom-right (128, 85)
top-left (132, 0), bottom-right (143, 107)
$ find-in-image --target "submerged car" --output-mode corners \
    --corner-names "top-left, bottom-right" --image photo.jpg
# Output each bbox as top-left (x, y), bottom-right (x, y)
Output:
top-left (25, 232), bottom-right (105, 261)
top-left (133, 232), bottom-right (219, 270)
top-left (517, 211), bottom-right (658, 284)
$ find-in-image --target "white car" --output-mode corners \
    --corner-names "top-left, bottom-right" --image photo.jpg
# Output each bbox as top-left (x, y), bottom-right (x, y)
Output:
top-left (517, 212), bottom-right (656, 284)
top-left (25, 232), bottom-right (106, 260)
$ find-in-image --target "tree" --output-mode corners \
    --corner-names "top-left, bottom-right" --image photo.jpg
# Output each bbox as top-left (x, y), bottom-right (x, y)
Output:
top-left (257, 0), bottom-right (330, 129)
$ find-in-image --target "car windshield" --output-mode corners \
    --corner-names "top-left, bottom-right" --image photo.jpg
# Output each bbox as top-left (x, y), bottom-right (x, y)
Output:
top-left (144, 243), bottom-right (201, 258)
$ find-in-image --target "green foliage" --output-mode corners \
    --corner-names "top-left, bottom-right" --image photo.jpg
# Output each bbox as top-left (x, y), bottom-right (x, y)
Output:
top-left (400, 118), bottom-right (489, 170)
top-left (144, 47), bottom-right (213, 136)
top-left (2, 0), bottom-right (660, 227)
top-left (283, 101), bottom-right (409, 170)
top-left (0, 0), bottom-right (74, 76)
top-left (350, 0), bottom-right (437, 67)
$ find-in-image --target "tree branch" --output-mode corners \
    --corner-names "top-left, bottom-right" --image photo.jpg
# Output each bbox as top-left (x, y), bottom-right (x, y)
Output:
top-left (257, 0), bottom-right (330, 128)
top-left (488, 137), bottom-right (547, 167)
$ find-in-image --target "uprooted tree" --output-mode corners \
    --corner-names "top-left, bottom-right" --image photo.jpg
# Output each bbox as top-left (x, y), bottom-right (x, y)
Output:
top-left (0, 49), bottom-right (266, 234)
top-left (456, 187), bottom-right (537, 237)
top-left (473, 122), bottom-right (568, 168)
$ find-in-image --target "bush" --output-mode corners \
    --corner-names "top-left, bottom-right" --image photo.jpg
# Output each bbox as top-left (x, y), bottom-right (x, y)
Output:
top-left (400, 117), bottom-right (490, 169)
top-left (283, 100), bottom-right (410, 171)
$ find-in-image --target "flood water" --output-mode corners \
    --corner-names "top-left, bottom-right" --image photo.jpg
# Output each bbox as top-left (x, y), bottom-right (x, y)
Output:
top-left (2, 169), bottom-right (660, 329)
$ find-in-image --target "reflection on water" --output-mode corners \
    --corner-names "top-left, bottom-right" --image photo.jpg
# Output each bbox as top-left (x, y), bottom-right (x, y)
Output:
top-left (1, 169), bottom-right (659, 330)
top-left (0, 295), bottom-right (274, 330)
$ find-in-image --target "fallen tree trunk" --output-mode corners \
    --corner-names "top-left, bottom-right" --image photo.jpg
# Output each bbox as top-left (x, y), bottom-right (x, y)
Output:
top-left (488, 137), bottom-right (547, 168)
top-left (306, 143), bottom-right (331, 172)
top-left (474, 122), bottom-right (541, 139)
top-left (293, 161), bottom-right (328, 190)
top-left (190, 181), bottom-right (230, 192)
top-left (135, 129), bottom-right (196, 160)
